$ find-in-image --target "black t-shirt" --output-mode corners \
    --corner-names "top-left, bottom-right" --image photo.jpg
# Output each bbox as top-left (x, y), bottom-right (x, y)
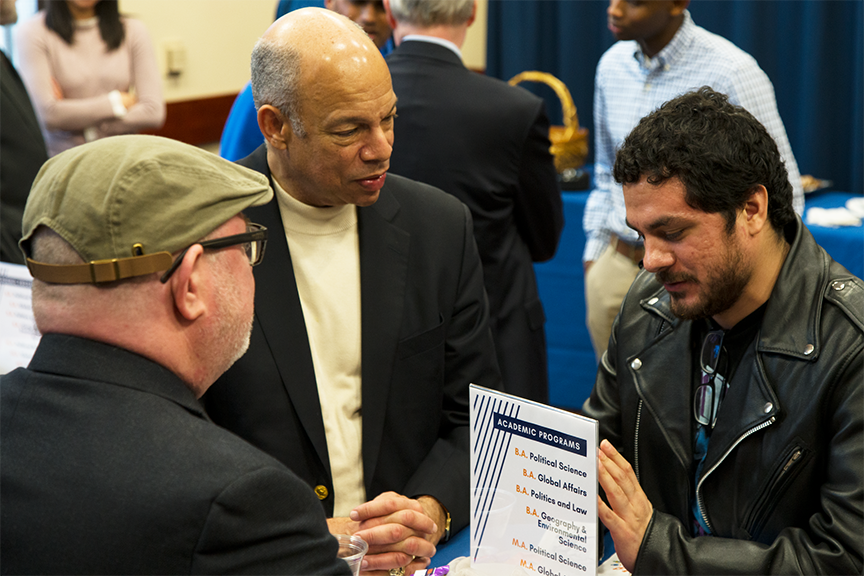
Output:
top-left (690, 303), bottom-right (767, 534)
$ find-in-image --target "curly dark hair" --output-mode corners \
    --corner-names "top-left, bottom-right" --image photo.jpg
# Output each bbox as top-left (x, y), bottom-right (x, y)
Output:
top-left (613, 87), bottom-right (795, 233)
top-left (44, 0), bottom-right (125, 50)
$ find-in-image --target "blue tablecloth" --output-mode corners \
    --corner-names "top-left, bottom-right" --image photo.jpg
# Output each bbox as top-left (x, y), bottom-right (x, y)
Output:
top-left (431, 526), bottom-right (471, 567)
top-left (533, 191), bottom-right (595, 410)
top-left (535, 189), bottom-right (864, 411)
top-left (803, 191), bottom-right (864, 279)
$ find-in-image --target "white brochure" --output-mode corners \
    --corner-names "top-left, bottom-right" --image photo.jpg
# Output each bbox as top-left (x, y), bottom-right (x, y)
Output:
top-left (470, 384), bottom-right (598, 576)
top-left (0, 262), bottom-right (40, 374)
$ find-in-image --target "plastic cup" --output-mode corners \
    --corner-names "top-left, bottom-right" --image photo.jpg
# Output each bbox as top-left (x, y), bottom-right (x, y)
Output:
top-left (336, 534), bottom-right (368, 575)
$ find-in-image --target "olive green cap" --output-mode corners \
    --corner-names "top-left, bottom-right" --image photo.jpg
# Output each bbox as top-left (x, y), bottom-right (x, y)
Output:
top-left (20, 135), bottom-right (273, 283)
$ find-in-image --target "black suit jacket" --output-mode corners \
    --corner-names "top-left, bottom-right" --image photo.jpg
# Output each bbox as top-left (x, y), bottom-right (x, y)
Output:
top-left (1, 51), bottom-right (48, 264)
top-left (386, 40), bottom-right (563, 403)
top-left (203, 145), bottom-right (501, 533)
top-left (0, 334), bottom-right (349, 575)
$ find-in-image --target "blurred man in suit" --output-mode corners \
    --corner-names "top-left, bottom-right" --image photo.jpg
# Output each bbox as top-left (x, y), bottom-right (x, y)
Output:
top-left (0, 135), bottom-right (349, 575)
top-left (203, 8), bottom-right (501, 575)
top-left (0, 0), bottom-right (48, 264)
top-left (385, 0), bottom-right (563, 403)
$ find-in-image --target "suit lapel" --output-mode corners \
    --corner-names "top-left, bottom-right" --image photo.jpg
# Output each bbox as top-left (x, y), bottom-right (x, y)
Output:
top-left (243, 148), bottom-right (331, 475)
top-left (357, 189), bottom-right (410, 488)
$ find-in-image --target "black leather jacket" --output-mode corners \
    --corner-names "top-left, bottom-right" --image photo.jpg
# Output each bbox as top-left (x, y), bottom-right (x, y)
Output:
top-left (583, 218), bottom-right (863, 574)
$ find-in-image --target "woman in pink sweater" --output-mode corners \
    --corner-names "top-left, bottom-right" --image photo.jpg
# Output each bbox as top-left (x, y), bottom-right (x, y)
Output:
top-left (16, 0), bottom-right (164, 156)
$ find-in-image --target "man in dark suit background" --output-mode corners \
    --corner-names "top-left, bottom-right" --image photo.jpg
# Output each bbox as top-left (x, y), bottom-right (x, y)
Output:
top-left (202, 8), bottom-right (501, 575)
top-left (0, 0), bottom-right (48, 264)
top-left (384, 0), bottom-right (563, 404)
top-left (0, 135), bottom-right (349, 575)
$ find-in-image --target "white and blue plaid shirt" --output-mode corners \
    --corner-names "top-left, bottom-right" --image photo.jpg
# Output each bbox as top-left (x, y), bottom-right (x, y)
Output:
top-left (583, 11), bottom-right (805, 262)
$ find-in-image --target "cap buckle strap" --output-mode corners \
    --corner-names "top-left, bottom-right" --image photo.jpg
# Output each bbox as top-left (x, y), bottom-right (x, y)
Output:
top-left (26, 252), bottom-right (174, 284)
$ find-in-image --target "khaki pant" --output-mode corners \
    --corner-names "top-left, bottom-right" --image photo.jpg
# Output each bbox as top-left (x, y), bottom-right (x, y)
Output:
top-left (585, 244), bottom-right (641, 360)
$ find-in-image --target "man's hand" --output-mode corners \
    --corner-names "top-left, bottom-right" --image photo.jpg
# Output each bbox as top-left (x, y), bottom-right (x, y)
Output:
top-left (597, 439), bottom-right (653, 572)
top-left (336, 491), bottom-right (439, 575)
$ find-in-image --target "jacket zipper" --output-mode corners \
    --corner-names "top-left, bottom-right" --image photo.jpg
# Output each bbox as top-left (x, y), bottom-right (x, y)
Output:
top-left (696, 416), bottom-right (776, 533)
top-left (782, 449), bottom-right (803, 473)
top-left (744, 446), bottom-right (804, 536)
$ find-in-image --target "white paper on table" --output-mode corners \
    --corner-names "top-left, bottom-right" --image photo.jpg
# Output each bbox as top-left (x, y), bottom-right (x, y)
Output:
top-left (470, 384), bottom-right (599, 576)
top-left (805, 206), bottom-right (862, 228)
top-left (845, 197), bottom-right (864, 219)
top-left (0, 262), bottom-right (40, 374)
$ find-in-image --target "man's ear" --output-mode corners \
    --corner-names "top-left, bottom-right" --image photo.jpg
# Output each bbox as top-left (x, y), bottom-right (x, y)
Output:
top-left (742, 184), bottom-right (769, 236)
top-left (258, 105), bottom-right (291, 150)
top-left (170, 244), bottom-right (207, 322)
top-left (671, 0), bottom-right (690, 17)
top-left (467, 1), bottom-right (477, 26)
top-left (383, 0), bottom-right (397, 30)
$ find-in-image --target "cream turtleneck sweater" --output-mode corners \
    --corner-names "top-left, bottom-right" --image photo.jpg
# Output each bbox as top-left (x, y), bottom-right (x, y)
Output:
top-left (273, 178), bottom-right (365, 517)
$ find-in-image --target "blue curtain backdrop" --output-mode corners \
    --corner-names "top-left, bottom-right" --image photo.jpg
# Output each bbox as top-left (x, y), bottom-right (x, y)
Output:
top-left (487, 0), bottom-right (863, 194)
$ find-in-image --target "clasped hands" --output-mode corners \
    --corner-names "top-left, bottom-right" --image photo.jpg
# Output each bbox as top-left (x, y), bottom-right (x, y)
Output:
top-left (597, 439), bottom-right (654, 573)
top-left (329, 491), bottom-right (446, 575)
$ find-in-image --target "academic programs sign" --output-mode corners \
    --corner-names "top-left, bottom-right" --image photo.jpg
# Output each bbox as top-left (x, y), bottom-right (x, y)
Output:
top-left (470, 385), bottom-right (598, 576)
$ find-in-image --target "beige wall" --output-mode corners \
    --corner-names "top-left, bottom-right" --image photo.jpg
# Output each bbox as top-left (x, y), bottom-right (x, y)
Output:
top-left (120, 0), bottom-right (274, 103)
top-left (463, 0), bottom-right (487, 71)
top-left (121, 0), bottom-right (488, 104)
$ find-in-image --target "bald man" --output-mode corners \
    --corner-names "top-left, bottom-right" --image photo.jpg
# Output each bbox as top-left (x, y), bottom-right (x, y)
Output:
top-left (203, 8), bottom-right (501, 575)
top-left (219, 0), bottom-right (393, 163)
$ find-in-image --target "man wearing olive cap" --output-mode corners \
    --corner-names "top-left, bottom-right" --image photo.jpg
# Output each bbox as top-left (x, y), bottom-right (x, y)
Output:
top-left (0, 135), bottom-right (350, 575)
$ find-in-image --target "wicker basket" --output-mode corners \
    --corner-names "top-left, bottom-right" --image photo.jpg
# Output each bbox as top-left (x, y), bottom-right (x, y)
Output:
top-left (509, 71), bottom-right (589, 173)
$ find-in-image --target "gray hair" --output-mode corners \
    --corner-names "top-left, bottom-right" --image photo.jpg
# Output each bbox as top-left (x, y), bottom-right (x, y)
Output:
top-left (250, 36), bottom-right (306, 137)
top-left (29, 227), bottom-right (148, 322)
top-left (388, 0), bottom-right (473, 27)
top-left (30, 227), bottom-right (84, 266)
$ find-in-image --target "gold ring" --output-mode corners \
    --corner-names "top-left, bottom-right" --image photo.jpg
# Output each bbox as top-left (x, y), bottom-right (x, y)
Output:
top-left (388, 568), bottom-right (406, 576)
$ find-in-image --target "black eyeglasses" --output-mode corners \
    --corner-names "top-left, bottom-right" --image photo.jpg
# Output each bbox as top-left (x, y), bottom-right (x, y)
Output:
top-left (693, 330), bottom-right (728, 429)
top-left (160, 223), bottom-right (268, 283)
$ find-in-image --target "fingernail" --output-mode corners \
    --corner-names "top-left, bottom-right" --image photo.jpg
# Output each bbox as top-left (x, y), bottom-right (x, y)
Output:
top-left (360, 559), bottom-right (368, 569)
top-left (349, 511), bottom-right (359, 521)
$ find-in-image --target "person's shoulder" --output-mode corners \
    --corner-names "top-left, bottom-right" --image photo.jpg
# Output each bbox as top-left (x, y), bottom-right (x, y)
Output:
top-left (822, 263), bottom-right (864, 332)
top-left (384, 173), bottom-right (460, 204)
top-left (598, 40), bottom-right (637, 69)
top-left (120, 16), bottom-right (151, 38)
top-left (236, 144), bottom-right (269, 173)
top-left (595, 40), bottom-right (638, 87)
top-left (478, 72), bottom-right (545, 110)
top-left (690, 23), bottom-right (761, 72)
top-left (381, 173), bottom-right (467, 217)
top-left (165, 406), bottom-right (299, 484)
top-left (16, 11), bottom-right (47, 35)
